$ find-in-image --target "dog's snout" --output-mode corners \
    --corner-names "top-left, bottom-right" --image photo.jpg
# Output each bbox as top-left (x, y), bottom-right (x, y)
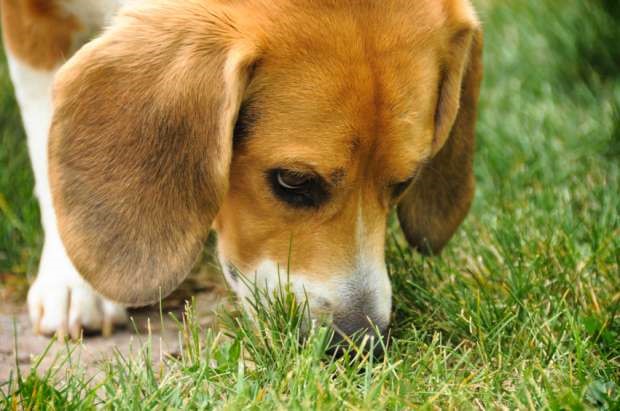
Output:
top-left (327, 289), bottom-right (391, 357)
top-left (329, 315), bottom-right (389, 358)
top-left (332, 311), bottom-right (388, 339)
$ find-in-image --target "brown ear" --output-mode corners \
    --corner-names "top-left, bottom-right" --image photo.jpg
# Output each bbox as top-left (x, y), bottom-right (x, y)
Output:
top-left (49, 2), bottom-right (258, 305)
top-left (397, 23), bottom-right (483, 255)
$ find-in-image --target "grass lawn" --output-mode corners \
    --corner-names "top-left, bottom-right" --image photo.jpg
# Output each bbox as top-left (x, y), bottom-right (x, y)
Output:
top-left (1, 0), bottom-right (619, 408)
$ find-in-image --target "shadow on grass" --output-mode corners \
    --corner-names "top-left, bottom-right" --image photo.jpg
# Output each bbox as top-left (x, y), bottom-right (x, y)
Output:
top-left (579, 0), bottom-right (620, 81)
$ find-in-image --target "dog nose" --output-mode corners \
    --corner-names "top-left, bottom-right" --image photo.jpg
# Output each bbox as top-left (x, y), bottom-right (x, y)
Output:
top-left (332, 314), bottom-right (388, 339)
top-left (328, 319), bottom-right (389, 358)
top-left (328, 305), bottom-right (390, 357)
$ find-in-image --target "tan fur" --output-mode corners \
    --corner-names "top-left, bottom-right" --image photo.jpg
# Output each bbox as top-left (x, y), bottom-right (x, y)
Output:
top-left (397, 26), bottom-right (483, 254)
top-left (0, 0), bottom-right (81, 69)
top-left (49, 0), bottom-right (482, 305)
top-left (50, 1), bottom-right (260, 305)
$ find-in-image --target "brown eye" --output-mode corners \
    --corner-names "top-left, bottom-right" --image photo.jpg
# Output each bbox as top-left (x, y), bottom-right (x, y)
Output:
top-left (277, 170), bottom-right (311, 189)
top-left (267, 168), bottom-right (330, 208)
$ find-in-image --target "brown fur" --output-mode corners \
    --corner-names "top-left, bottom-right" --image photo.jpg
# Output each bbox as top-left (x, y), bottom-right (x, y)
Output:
top-left (397, 28), bottom-right (483, 254)
top-left (50, 1), bottom-right (260, 305)
top-left (49, 0), bottom-right (482, 305)
top-left (0, 0), bottom-right (81, 69)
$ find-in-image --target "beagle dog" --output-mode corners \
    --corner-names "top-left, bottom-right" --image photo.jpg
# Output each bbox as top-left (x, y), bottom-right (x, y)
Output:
top-left (1, 0), bottom-right (482, 341)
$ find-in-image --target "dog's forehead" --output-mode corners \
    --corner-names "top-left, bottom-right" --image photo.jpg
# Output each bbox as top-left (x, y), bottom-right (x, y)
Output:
top-left (244, 17), bottom-right (441, 181)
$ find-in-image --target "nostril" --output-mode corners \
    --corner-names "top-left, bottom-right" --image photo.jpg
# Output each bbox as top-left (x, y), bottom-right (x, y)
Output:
top-left (332, 310), bottom-right (388, 338)
top-left (333, 321), bottom-right (388, 340)
top-left (328, 315), bottom-right (390, 358)
top-left (327, 326), bottom-right (390, 359)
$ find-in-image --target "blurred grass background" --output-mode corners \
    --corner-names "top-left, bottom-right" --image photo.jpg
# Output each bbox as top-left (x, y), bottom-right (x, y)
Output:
top-left (0, 27), bottom-right (39, 301)
top-left (0, 0), bottom-right (619, 408)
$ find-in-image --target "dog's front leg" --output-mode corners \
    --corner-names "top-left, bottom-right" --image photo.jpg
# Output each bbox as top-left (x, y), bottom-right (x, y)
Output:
top-left (6, 52), bottom-right (127, 339)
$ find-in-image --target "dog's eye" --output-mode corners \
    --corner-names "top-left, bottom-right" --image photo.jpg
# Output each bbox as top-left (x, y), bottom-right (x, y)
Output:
top-left (391, 178), bottom-right (414, 198)
top-left (277, 170), bottom-right (311, 189)
top-left (268, 169), bottom-right (329, 208)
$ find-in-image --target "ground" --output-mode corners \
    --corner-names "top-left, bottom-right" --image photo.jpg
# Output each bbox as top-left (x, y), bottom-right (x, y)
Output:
top-left (1, 0), bottom-right (619, 409)
top-left (0, 262), bottom-right (228, 383)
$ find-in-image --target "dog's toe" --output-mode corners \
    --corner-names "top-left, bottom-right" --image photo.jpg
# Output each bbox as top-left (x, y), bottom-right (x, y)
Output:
top-left (27, 266), bottom-right (127, 339)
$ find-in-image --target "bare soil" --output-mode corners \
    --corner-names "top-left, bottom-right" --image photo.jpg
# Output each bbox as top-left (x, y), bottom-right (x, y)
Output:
top-left (0, 270), bottom-right (229, 384)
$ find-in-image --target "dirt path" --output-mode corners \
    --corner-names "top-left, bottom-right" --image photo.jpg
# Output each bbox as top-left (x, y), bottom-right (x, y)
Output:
top-left (0, 248), bottom-right (231, 385)
top-left (0, 285), bottom-right (229, 384)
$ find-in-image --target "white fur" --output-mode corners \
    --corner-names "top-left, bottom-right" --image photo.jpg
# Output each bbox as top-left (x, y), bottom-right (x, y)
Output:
top-left (223, 259), bottom-right (341, 323)
top-left (7, 49), bottom-right (126, 338)
top-left (353, 194), bottom-right (393, 325)
top-left (61, 0), bottom-right (125, 39)
top-left (221, 218), bottom-right (392, 331)
top-left (220, 194), bottom-right (392, 330)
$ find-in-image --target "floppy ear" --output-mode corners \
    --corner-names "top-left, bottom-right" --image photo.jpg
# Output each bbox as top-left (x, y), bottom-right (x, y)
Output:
top-left (398, 23), bottom-right (483, 255)
top-left (49, 2), bottom-right (258, 305)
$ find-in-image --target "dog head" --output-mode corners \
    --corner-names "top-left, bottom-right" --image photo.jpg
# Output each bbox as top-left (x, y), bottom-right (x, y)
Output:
top-left (50, 0), bottom-right (482, 338)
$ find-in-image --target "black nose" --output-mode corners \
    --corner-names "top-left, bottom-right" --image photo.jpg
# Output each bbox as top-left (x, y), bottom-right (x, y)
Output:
top-left (328, 314), bottom-right (390, 358)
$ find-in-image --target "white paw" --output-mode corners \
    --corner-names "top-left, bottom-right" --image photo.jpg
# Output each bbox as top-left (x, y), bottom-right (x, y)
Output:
top-left (27, 244), bottom-right (127, 339)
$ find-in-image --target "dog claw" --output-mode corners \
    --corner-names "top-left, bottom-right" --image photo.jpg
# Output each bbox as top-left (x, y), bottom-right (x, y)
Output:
top-left (102, 318), bottom-right (113, 338)
top-left (55, 324), bottom-right (68, 341)
top-left (27, 271), bottom-right (127, 339)
top-left (69, 321), bottom-right (82, 341)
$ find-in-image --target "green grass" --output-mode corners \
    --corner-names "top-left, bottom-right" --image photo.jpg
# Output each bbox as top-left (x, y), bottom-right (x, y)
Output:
top-left (0, 36), bottom-right (41, 281)
top-left (1, 0), bottom-right (619, 408)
